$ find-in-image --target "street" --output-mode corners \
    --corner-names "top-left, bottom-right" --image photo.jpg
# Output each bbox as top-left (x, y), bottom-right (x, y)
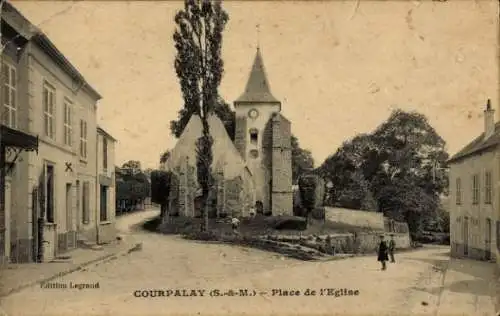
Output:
top-left (0, 209), bottom-right (497, 316)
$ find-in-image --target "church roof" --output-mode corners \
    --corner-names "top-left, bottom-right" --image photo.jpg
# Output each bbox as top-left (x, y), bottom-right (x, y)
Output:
top-left (235, 48), bottom-right (280, 104)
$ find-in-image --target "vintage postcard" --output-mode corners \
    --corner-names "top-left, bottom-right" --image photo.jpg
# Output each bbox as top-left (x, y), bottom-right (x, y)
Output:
top-left (0, 0), bottom-right (498, 315)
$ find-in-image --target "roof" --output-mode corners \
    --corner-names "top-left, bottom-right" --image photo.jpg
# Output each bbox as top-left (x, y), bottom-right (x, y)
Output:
top-left (448, 121), bottom-right (500, 164)
top-left (3, 2), bottom-right (102, 101)
top-left (165, 114), bottom-right (254, 180)
top-left (97, 125), bottom-right (117, 142)
top-left (234, 48), bottom-right (280, 104)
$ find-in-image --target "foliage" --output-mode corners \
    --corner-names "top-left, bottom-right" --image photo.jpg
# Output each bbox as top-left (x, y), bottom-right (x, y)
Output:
top-left (160, 150), bottom-right (171, 165)
top-left (173, 0), bottom-right (229, 231)
top-left (150, 170), bottom-right (172, 205)
top-left (291, 135), bottom-right (315, 184)
top-left (116, 161), bottom-right (150, 211)
top-left (318, 109), bottom-right (450, 234)
top-left (298, 174), bottom-right (318, 217)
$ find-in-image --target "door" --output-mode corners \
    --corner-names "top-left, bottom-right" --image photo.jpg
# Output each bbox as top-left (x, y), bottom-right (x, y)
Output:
top-left (100, 185), bottom-right (108, 222)
top-left (43, 164), bottom-right (55, 262)
top-left (31, 188), bottom-right (39, 262)
top-left (463, 217), bottom-right (469, 256)
top-left (485, 218), bottom-right (492, 260)
top-left (75, 180), bottom-right (80, 231)
top-left (66, 184), bottom-right (72, 231)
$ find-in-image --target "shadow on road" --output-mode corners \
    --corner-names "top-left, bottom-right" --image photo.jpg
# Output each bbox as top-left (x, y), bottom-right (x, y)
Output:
top-left (406, 250), bottom-right (497, 298)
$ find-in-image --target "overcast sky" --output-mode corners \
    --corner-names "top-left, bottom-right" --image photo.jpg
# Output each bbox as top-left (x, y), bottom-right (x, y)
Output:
top-left (14, 0), bottom-right (499, 169)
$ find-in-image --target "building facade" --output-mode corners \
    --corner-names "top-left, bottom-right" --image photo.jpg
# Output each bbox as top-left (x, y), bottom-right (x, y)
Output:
top-left (448, 99), bottom-right (499, 266)
top-left (1, 2), bottom-right (116, 264)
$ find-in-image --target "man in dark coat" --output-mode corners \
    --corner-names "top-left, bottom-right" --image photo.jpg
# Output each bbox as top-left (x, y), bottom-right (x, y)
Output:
top-left (377, 235), bottom-right (389, 271)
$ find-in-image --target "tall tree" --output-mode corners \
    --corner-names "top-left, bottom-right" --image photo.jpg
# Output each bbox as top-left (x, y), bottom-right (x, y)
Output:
top-left (173, 0), bottom-right (229, 231)
top-left (291, 135), bottom-right (314, 184)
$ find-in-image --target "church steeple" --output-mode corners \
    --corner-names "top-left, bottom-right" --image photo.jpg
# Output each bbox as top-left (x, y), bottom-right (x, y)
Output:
top-left (235, 48), bottom-right (280, 104)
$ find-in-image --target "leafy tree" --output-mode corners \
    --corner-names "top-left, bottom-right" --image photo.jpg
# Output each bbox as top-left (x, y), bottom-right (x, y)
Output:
top-left (173, 0), bottom-right (229, 231)
top-left (121, 160), bottom-right (142, 177)
top-left (318, 109), bottom-right (449, 234)
top-left (151, 170), bottom-right (172, 219)
top-left (291, 135), bottom-right (314, 184)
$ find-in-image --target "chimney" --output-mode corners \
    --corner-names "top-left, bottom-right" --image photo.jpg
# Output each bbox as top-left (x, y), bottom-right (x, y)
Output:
top-left (484, 99), bottom-right (495, 140)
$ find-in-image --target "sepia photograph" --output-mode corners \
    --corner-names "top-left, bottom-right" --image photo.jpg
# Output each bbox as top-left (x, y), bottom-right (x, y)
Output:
top-left (0, 0), bottom-right (498, 315)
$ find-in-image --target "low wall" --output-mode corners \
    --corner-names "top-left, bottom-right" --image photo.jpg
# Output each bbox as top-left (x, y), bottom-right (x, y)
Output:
top-left (270, 231), bottom-right (412, 254)
top-left (324, 207), bottom-right (384, 230)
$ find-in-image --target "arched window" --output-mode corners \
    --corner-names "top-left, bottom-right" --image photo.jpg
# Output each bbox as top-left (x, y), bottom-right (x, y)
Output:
top-left (249, 128), bottom-right (258, 144)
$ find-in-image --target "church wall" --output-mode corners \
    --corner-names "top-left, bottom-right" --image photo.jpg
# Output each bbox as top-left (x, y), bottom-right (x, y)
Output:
top-left (271, 114), bottom-right (293, 215)
top-left (234, 102), bottom-right (280, 213)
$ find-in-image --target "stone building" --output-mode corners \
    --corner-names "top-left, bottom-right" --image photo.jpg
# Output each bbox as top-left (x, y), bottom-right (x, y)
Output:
top-left (164, 114), bottom-right (255, 218)
top-left (0, 2), bottom-right (116, 264)
top-left (165, 48), bottom-right (293, 217)
top-left (448, 99), bottom-right (499, 266)
top-left (233, 48), bottom-right (293, 216)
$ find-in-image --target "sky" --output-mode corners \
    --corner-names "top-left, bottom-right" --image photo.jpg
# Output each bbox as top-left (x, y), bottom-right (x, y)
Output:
top-left (13, 0), bottom-right (499, 169)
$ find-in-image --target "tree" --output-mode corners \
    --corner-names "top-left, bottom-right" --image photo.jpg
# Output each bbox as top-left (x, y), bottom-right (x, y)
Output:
top-left (121, 160), bottom-right (142, 177)
top-left (173, 0), bottom-right (229, 231)
top-left (160, 150), bottom-right (171, 165)
top-left (170, 96), bottom-right (235, 140)
top-left (291, 135), bottom-right (314, 184)
top-left (318, 109), bottom-right (449, 234)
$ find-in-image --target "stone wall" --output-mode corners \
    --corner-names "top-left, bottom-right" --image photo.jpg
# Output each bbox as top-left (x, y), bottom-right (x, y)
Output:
top-left (324, 207), bottom-right (385, 230)
top-left (271, 113), bottom-right (293, 215)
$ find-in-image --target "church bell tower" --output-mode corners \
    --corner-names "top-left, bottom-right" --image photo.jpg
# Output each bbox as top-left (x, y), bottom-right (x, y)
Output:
top-left (233, 48), bottom-right (292, 216)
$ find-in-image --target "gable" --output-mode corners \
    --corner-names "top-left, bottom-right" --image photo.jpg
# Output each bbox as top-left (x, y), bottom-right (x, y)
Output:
top-left (165, 114), bottom-right (253, 181)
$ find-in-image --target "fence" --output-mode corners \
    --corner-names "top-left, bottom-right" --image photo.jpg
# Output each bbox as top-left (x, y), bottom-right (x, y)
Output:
top-left (383, 217), bottom-right (409, 233)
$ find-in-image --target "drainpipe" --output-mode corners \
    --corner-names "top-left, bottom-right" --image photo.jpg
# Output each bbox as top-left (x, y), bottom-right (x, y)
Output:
top-left (94, 119), bottom-right (99, 245)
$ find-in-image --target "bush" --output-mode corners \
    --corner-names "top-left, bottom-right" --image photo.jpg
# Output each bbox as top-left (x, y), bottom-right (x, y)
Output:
top-left (183, 230), bottom-right (219, 241)
top-left (272, 216), bottom-right (307, 230)
top-left (298, 175), bottom-right (319, 212)
top-left (310, 207), bottom-right (325, 220)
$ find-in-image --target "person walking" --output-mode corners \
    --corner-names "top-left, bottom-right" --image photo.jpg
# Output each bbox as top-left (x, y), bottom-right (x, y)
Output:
top-left (388, 234), bottom-right (396, 263)
top-left (377, 235), bottom-right (389, 271)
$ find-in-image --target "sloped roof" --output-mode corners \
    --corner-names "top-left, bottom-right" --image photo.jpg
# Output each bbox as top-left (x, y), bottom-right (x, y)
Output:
top-left (165, 114), bottom-right (253, 181)
top-left (234, 48), bottom-right (280, 104)
top-left (3, 2), bottom-right (101, 101)
top-left (97, 125), bottom-right (117, 142)
top-left (448, 121), bottom-right (500, 164)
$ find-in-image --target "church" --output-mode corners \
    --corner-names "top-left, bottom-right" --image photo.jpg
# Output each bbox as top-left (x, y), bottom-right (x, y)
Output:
top-left (164, 48), bottom-right (293, 218)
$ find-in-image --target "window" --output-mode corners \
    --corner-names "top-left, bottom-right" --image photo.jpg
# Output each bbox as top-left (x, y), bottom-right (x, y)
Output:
top-left (485, 171), bottom-right (492, 204)
top-left (103, 137), bottom-right (108, 171)
top-left (249, 128), bottom-right (258, 144)
top-left (63, 99), bottom-right (73, 146)
top-left (2, 62), bottom-right (17, 128)
top-left (472, 174), bottom-right (479, 205)
top-left (82, 181), bottom-right (90, 224)
top-left (79, 120), bottom-right (88, 158)
top-left (43, 82), bottom-right (56, 139)
top-left (455, 178), bottom-right (461, 205)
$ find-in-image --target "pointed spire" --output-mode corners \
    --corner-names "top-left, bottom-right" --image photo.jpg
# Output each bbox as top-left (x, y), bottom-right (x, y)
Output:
top-left (235, 48), bottom-right (280, 103)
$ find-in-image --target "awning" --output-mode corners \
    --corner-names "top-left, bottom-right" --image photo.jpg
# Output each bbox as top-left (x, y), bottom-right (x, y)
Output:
top-left (1, 125), bottom-right (38, 152)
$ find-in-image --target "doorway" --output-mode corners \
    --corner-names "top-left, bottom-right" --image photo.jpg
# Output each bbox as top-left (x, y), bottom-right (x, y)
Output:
top-left (100, 185), bottom-right (108, 222)
top-left (485, 218), bottom-right (492, 261)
